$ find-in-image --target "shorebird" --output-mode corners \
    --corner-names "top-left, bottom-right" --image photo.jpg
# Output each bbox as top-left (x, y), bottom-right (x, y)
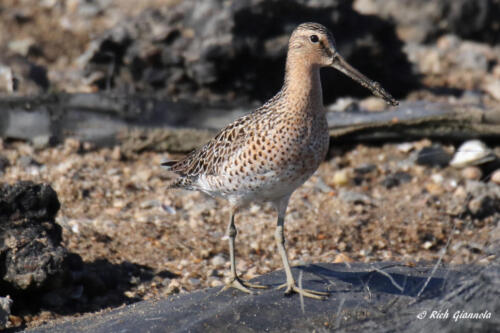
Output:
top-left (163, 22), bottom-right (397, 299)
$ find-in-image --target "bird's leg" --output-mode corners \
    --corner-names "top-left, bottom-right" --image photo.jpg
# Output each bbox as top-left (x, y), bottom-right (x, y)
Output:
top-left (274, 197), bottom-right (328, 300)
top-left (219, 210), bottom-right (267, 295)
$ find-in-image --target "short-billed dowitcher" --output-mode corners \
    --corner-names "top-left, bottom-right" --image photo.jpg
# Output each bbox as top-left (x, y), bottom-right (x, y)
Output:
top-left (163, 22), bottom-right (397, 299)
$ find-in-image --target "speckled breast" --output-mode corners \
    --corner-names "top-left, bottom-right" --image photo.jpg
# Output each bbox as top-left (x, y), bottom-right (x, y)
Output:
top-left (202, 112), bottom-right (329, 205)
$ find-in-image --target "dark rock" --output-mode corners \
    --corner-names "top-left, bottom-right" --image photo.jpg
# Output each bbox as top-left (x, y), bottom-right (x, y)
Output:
top-left (80, 0), bottom-right (416, 104)
top-left (381, 171), bottom-right (412, 189)
top-left (0, 181), bottom-right (67, 291)
top-left (0, 155), bottom-right (9, 174)
top-left (354, 163), bottom-right (377, 174)
top-left (416, 145), bottom-right (452, 167)
top-left (355, 0), bottom-right (500, 44)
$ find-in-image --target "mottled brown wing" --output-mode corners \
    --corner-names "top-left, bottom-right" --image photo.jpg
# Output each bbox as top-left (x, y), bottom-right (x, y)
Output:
top-left (164, 89), bottom-right (285, 189)
top-left (165, 115), bottom-right (252, 187)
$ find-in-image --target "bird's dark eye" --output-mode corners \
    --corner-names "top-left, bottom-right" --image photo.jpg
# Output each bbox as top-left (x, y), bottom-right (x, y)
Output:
top-left (310, 35), bottom-right (319, 43)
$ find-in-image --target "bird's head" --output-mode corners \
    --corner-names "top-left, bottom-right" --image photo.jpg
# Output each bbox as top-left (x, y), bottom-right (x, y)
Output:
top-left (288, 22), bottom-right (398, 106)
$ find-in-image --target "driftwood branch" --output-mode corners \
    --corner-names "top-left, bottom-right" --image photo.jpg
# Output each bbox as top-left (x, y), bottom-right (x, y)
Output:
top-left (1, 93), bottom-right (499, 153)
top-left (328, 101), bottom-right (500, 141)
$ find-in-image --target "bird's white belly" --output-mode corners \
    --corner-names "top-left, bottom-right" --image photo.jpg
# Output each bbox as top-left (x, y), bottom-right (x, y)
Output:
top-left (198, 162), bottom-right (317, 206)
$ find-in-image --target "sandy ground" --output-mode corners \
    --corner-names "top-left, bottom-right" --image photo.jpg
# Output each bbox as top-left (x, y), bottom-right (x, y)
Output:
top-left (1, 136), bottom-right (498, 328)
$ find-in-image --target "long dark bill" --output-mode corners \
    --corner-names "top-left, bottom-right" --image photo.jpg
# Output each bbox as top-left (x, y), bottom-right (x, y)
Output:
top-left (331, 55), bottom-right (398, 106)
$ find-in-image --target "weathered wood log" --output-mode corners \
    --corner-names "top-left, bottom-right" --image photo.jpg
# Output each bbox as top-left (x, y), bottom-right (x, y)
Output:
top-left (328, 101), bottom-right (500, 141)
top-left (1, 93), bottom-right (499, 153)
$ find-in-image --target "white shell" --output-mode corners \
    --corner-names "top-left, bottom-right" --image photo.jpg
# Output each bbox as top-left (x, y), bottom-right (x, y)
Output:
top-left (450, 140), bottom-right (496, 168)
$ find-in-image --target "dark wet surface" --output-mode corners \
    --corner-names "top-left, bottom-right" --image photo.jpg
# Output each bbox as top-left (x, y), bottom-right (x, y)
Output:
top-left (28, 262), bottom-right (499, 333)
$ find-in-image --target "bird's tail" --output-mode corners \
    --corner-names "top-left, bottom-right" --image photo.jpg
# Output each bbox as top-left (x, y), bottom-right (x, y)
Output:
top-left (161, 159), bottom-right (193, 189)
top-left (161, 160), bottom-right (177, 170)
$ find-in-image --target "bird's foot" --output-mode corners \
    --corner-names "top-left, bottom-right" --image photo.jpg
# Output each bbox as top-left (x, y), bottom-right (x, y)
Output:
top-left (277, 282), bottom-right (329, 300)
top-left (218, 276), bottom-right (268, 295)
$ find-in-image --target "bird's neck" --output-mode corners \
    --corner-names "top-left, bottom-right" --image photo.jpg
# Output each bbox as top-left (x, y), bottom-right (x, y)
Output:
top-left (282, 55), bottom-right (324, 113)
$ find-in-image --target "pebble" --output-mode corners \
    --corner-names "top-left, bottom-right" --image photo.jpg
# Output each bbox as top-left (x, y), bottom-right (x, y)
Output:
top-left (188, 278), bottom-right (201, 286)
top-left (206, 269), bottom-right (219, 278)
top-left (161, 204), bottom-right (177, 215)
top-left (111, 146), bottom-right (122, 161)
top-left (0, 65), bottom-right (14, 93)
top-left (209, 279), bottom-right (223, 287)
top-left (354, 163), bottom-right (377, 174)
top-left (333, 253), bottom-right (353, 263)
top-left (166, 280), bottom-right (181, 294)
top-left (450, 140), bottom-right (495, 168)
top-left (491, 169), bottom-right (500, 185)
top-left (416, 145), bottom-right (451, 167)
top-left (315, 177), bottom-right (334, 193)
top-left (250, 241), bottom-right (260, 251)
top-left (63, 138), bottom-right (81, 155)
top-left (461, 166), bottom-right (482, 181)
top-left (140, 200), bottom-right (161, 209)
top-left (425, 182), bottom-right (444, 196)
top-left (331, 169), bottom-right (350, 186)
top-left (467, 198), bottom-right (483, 216)
top-left (420, 49), bottom-right (442, 74)
top-left (397, 142), bottom-right (415, 153)
top-left (327, 97), bottom-right (357, 112)
top-left (8, 37), bottom-right (36, 56)
top-left (359, 96), bottom-right (386, 111)
top-left (210, 254), bottom-right (226, 267)
top-left (431, 173), bottom-right (444, 184)
top-left (32, 135), bottom-right (52, 149)
top-left (338, 189), bottom-right (374, 206)
top-left (483, 78), bottom-right (500, 101)
top-left (453, 186), bottom-right (467, 200)
top-left (422, 241), bottom-right (433, 250)
top-left (134, 169), bottom-right (152, 182)
top-left (494, 64), bottom-right (500, 78)
top-left (381, 171), bottom-right (412, 189)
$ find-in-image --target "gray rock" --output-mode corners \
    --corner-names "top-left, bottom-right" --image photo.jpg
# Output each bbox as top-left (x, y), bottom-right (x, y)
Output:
top-left (80, 0), bottom-right (415, 104)
top-left (0, 296), bottom-right (13, 330)
top-left (354, 0), bottom-right (500, 44)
